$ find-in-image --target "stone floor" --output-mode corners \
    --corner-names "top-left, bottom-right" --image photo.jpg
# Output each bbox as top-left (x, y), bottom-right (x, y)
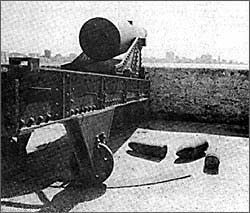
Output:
top-left (1, 120), bottom-right (249, 212)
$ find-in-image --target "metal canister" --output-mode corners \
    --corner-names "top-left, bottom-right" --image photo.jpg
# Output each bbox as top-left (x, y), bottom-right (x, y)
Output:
top-left (203, 153), bottom-right (220, 175)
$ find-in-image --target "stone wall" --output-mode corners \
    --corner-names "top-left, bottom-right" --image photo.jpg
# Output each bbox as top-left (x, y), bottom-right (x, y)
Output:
top-left (147, 67), bottom-right (249, 126)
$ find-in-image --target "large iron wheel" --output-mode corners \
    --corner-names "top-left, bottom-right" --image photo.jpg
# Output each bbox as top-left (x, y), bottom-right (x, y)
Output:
top-left (92, 143), bottom-right (114, 184)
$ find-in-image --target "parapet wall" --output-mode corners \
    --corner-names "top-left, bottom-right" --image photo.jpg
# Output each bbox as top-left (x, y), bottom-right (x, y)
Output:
top-left (147, 67), bottom-right (249, 126)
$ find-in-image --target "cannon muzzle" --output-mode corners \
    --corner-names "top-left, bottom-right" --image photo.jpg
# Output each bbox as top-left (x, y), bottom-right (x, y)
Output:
top-left (79, 17), bottom-right (147, 61)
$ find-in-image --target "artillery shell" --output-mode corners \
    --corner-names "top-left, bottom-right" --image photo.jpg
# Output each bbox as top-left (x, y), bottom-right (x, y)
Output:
top-left (128, 142), bottom-right (168, 159)
top-left (176, 141), bottom-right (209, 158)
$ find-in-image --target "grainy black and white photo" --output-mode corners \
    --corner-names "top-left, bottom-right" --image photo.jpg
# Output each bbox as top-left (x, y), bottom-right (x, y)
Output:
top-left (1, 1), bottom-right (249, 212)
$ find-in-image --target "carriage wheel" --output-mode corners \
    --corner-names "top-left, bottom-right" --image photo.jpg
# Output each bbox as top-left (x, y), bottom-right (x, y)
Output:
top-left (92, 143), bottom-right (114, 184)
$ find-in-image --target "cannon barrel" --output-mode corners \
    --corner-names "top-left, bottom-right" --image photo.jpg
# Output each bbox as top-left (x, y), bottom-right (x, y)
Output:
top-left (79, 17), bottom-right (147, 61)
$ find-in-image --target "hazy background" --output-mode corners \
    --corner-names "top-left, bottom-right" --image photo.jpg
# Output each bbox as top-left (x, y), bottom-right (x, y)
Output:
top-left (1, 1), bottom-right (249, 63)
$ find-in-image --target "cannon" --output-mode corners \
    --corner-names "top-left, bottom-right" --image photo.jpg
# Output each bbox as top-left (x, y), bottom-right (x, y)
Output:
top-left (79, 17), bottom-right (147, 60)
top-left (1, 17), bottom-right (150, 196)
top-left (62, 17), bottom-right (147, 77)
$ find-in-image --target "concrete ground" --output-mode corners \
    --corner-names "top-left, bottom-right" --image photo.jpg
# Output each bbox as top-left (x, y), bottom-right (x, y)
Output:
top-left (1, 120), bottom-right (249, 212)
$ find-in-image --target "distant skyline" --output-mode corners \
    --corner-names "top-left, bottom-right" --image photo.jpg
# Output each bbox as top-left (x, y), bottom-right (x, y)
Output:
top-left (1, 1), bottom-right (249, 63)
top-left (2, 49), bottom-right (245, 66)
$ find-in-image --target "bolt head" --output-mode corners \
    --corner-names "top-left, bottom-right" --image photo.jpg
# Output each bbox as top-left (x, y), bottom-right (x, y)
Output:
top-left (19, 119), bottom-right (25, 128)
top-left (36, 115), bottom-right (44, 124)
top-left (84, 106), bottom-right (89, 112)
top-left (27, 117), bottom-right (35, 127)
top-left (70, 109), bottom-right (75, 115)
top-left (75, 108), bottom-right (80, 114)
top-left (45, 113), bottom-right (52, 122)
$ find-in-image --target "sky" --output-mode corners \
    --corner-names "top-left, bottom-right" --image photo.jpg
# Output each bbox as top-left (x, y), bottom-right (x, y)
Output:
top-left (1, 1), bottom-right (249, 63)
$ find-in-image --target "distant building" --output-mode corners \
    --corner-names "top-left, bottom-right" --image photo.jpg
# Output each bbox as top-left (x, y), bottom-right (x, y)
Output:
top-left (200, 54), bottom-right (213, 63)
top-left (54, 53), bottom-right (62, 59)
top-left (1, 51), bottom-right (8, 64)
top-left (194, 57), bottom-right (200, 63)
top-left (221, 59), bottom-right (227, 64)
top-left (180, 57), bottom-right (192, 63)
top-left (44, 49), bottom-right (51, 58)
top-left (218, 56), bottom-right (221, 64)
top-left (69, 53), bottom-right (77, 60)
top-left (174, 56), bottom-right (181, 63)
top-left (28, 53), bottom-right (40, 58)
top-left (212, 59), bottom-right (217, 64)
top-left (165, 51), bottom-right (175, 62)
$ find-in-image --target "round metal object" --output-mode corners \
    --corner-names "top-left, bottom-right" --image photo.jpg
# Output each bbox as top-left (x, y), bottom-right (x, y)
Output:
top-left (36, 116), bottom-right (44, 125)
top-left (84, 106), bottom-right (89, 112)
top-left (19, 119), bottom-right (25, 128)
top-left (80, 106), bottom-right (84, 113)
top-left (75, 108), bottom-right (80, 114)
top-left (70, 109), bottom-right (75, 115)
top-left (92, 143), bottom-right (114, 184)
top-left (45, 113), bottom-right (51, 123)
top-left (26, 117), bottom-right (35, 127)
top-left (98, 132), bottom-right (106, 143)
top-left (203, 154), bottom-right (220, 175)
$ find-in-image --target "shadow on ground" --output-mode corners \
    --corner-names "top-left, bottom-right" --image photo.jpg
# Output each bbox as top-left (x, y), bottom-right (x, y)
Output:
top-left (174, 153), bottom-right (206, 164)
top-left (1, 172), bottom-right (56, 199)
top-left (37, 183), bottom-right (106, 212)
top-left (1, 183), bottom-right (106, 212)
top-left (126, 150), bottom-right (163, 162)
top-left (109, 126), bottom-right (138, 153)
top-left (1, 200), bottom-right (44, 210)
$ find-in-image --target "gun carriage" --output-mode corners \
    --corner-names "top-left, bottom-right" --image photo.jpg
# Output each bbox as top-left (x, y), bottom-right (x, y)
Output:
top-left (1, 17), bottom-right (150, 190)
